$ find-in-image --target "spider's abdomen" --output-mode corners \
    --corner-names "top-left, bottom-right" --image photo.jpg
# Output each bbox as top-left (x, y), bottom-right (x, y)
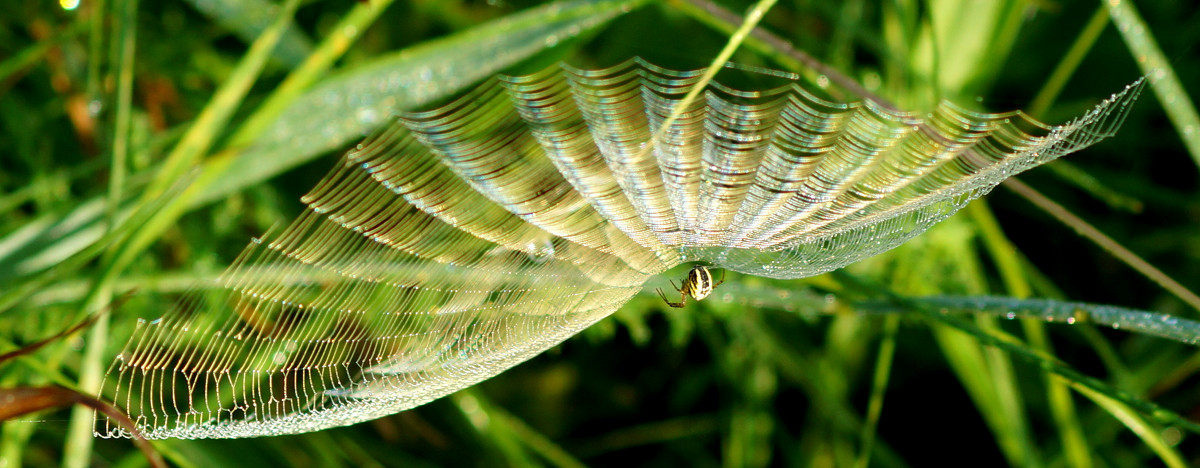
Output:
top-left (688, 266), bottom-right (714, 300)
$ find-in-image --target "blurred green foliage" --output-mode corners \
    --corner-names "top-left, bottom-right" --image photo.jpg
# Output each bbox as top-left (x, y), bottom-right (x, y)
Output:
top-left (1, 0), bottom-right (1199, 466)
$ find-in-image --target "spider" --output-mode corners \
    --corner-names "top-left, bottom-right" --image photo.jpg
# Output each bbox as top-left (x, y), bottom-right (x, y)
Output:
top-left (656, 265), bottom-right (725, 308)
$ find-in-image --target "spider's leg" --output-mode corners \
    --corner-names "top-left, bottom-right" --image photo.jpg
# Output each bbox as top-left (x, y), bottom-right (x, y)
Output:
top-left (656, 288), bottom-right (686, 308)
top-left (714, 268), bottom-right (726, 287)
top-left (669, 279), bottom-right (682, 292)
top-left (672, 294), bottom-right (687, 308)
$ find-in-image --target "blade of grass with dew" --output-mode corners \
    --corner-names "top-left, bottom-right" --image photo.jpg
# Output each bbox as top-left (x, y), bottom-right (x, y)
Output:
top-left (854, 296), bottom-right (1200, 348)
top-left (922, 260), bottom-right (1041, 466)
top-left (700, 269), bottom-right (1200, 347)
top-left (744, 273), bottom-right (1157, 466)
top-left (1105, 0), bottom-right (1200, 171)
top-left (970, 271), bottom-right (1043, 468)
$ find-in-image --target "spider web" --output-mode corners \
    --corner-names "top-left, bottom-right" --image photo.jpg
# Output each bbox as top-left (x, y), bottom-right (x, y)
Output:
top-left (96, 59), bottom-right (1144, 439)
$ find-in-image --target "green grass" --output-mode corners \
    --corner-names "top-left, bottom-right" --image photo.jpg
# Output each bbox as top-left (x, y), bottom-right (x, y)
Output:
top-left (1, 0), bottom-right (1199, 466)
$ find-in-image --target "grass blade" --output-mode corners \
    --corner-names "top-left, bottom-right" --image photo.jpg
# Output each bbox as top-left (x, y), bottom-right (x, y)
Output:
top-left (183, 0), bottom-right (313, 67)
top-left (854, 315), bottom-right (898, 468)
top-left (1069, 383), bottom-right (1187, 468)
top-left (227, 0), bottom-right (397, 146)
top-left (837, 271), bottom-right (1200, 436)
top-left (1105, 0), bottom-right (1200, 171)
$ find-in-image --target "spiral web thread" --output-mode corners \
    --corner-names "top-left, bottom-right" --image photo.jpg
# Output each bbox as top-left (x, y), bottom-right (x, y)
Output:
top-left (96, 59), bottom-right (1144, 439)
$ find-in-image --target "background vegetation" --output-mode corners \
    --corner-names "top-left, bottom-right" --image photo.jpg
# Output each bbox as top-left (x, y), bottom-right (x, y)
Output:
top-left (1, 0), bottom-right (1198, 466)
